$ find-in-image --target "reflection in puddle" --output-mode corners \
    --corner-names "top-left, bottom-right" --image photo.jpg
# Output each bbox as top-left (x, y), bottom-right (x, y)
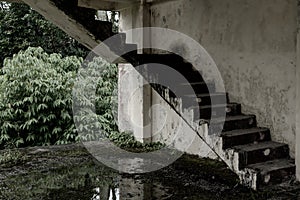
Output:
top-left (0, 160), bottom-right (177, 199)
top-left (92, 187), bottom-right (120, 200)
top-left (91, 177), bottom-right (171, 200)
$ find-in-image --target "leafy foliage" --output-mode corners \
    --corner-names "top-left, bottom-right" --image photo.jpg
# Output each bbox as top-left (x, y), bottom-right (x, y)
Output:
top-left (72, 56), bottom-right (118, 142)
top-left (0, 47), bottom-right (164, 151)
top-left (0, 1), bottom-right (164, 150)
top-left (0, 3), bottom-right (88, 64)
top-left (109, 131), bottom-right (165, 152)
top-left (0, 47), bottom-right (81, 148)
top-left (73, 56), bottom-right (165, 151)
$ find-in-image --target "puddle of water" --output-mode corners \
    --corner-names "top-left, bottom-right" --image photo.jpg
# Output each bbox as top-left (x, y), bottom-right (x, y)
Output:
top-left (0, 149), bottom-right (297, 200)
top-left (0, 158), bottom-right (224, 200)
top-left (0, 160), bottom-right (174, 200)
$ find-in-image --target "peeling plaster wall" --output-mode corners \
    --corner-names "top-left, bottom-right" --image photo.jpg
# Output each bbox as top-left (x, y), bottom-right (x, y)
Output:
top-left (150, 0), bottom-right (297, 157)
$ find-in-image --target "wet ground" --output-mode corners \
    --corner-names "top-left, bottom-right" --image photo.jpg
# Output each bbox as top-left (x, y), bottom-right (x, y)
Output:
top-left (0, 144), bottom-right (299, 200)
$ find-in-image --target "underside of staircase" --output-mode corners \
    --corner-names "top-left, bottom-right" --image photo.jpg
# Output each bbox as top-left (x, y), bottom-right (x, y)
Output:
top-left (15, 0), bottom-right (296, 190)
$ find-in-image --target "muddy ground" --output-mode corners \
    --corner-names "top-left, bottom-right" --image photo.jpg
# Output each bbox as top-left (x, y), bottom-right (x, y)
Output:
top-left (0, 144), bottom-right (299, 200)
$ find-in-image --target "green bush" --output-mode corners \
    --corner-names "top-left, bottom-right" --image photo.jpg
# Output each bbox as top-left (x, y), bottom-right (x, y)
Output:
top-left (0, 47), bottom-right (81, 148)
top-left (0, 47), bottom-right (164, 151)
top-left (73, 56), bottom-right (119, 141)
top-left (0, 3), bottom-right (88, 64)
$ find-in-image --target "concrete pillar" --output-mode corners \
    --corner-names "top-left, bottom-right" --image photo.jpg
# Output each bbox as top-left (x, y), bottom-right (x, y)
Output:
top-left (119, 0), bottom-right (151, 52)
top-left (118, 64), bottom-right (152, 143)
top-left (118, 1), bottom-right (153, 143)
top-left (140, 0), bottom-right (151, 53)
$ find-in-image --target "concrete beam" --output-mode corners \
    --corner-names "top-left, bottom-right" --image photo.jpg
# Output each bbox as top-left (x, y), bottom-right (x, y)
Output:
top-left (78, 0), bottom-right (132, 11)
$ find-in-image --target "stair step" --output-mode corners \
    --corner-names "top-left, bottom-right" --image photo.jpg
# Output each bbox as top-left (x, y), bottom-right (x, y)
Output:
top-left (191, 103), bottom-right (241, 119)
top-left (178, 82), bottom-right (215, 95)
top-left (183, 93), bottom-right (228, 106)
top-left (221, 127), bottom-right (271, 149)
top-left (111, 43), bottom-right (137, 56)
top-left (225, 103), bottom-right (241, 115)
top-left (113, 32), bottom-right (127, 45)
top-left (145, 66), bottom-right (204, 83)
top-left (184, 71), bottom-right (204, 83)
top-left (223, 115), bottom-right (256, 131)
top-left (247, 159), bottom-right (295, 187)
top-left (135, 53), bottom-right (193, 71)
top-left (221, 115), bottom-right (257, 131)
top-left (233, 141), bottom-right (290, 169)
top-left (106, 32), bottom-right (127, 50)
top-left (208, 115), bottom-right (257, 135)
top-left (136, 54), bottom-right (187, 66)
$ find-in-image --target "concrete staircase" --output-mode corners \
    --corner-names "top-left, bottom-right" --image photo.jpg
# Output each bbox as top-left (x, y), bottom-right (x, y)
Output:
top-left (18, 0), bottom-right (295, 190)
top-left (133, 54), bottom-right (296, 190)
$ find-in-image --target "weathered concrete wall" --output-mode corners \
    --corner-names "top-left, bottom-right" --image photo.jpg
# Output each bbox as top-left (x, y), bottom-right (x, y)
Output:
top-left (118, 64), bottom-right (216, 157)
top-left (296, 2), bottom-right (300, 182)
top-left (149, 0), bottom-right (297, 157)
